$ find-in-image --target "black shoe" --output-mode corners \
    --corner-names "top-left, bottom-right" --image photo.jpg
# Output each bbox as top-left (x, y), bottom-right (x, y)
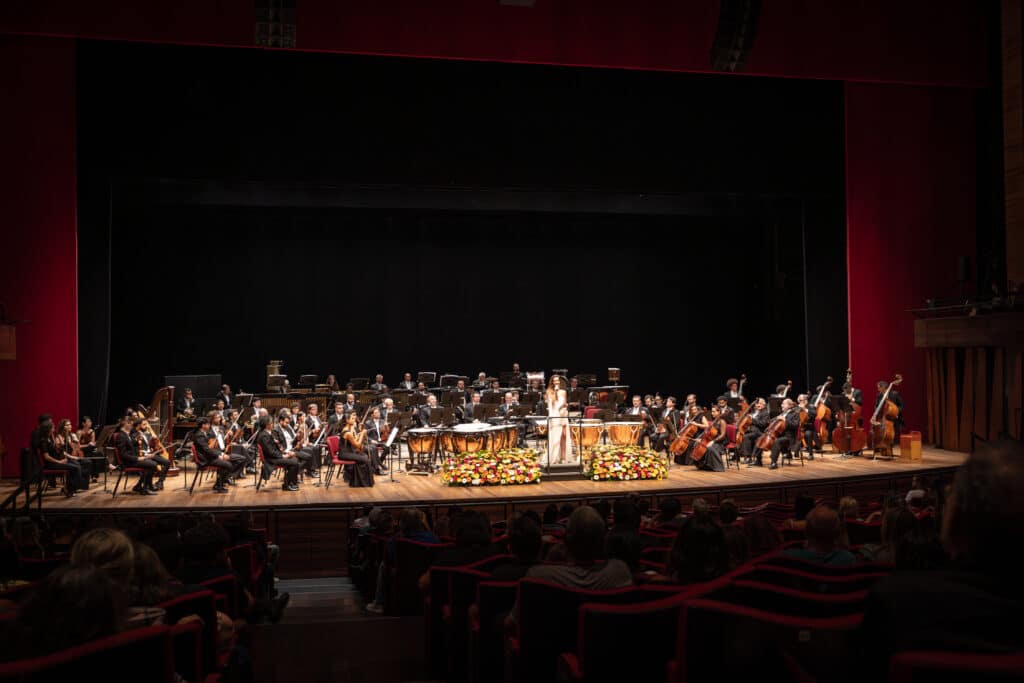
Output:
top-left (769, 463), bottom-right (778, 470)
top-left (807, 454), bottom-right (814, 461)
top-left (287, 484), bottom-right (299, 491)
top-left (141, 487), bottom-right (158, 495)
top-left (309, 470), bottom-right (320, 478)
top-left (213, 486), bottom-right (229, 494)
top-left (131, 484), bottom-right (145, 492)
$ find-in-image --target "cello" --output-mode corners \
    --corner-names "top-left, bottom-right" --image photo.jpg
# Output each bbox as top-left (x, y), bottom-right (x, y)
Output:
top-left (690, 410), bottom-right (721, 463)
top-left (868, 374), bottom-right (902, 455)
top-left (668, 408), bottom-right (703, 459)
top-left (736, 374), bottom-right (749, 413)
top-left (756, 408), bottom-right (795, 452)
top-left (812, 376), bottom-right (833, 446)
top-left (832, 369), bottom-right (867, 453)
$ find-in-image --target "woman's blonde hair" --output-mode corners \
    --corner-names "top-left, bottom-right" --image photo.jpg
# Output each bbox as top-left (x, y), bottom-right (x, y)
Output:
top-left (71, 528), bottom-right (135, 583)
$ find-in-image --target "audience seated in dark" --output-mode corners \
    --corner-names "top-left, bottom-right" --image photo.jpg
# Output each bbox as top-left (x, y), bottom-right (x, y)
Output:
top-left (782, 506), bottom-right (857, 566)
top-left (859, 506), bottom-right (917, 564)
top-left (718, 499), bottom-right (749, 569)
top-left (11, 517), bottom-right (46, 560)
top-left (434, 511), bottom-right (495, 567)
top-left (667, 515), bottom-right (730, 584)
top-left (783, 494), bottom-right (817, 531)
top-left (605, 499), bottom-right (648, 572)
top-left (1, 565), bottom-right (125, 661)
top-left (656, 498), bottom-right (684, 529)
top-left (130, 541), bottom-right (199, 606)
top-left (742, 513), bottom-right (782, 558)
top-left (523, 506), bottom-right (633, 591)
top-left (858, 440), bottom-right (1024, 673)
top-left (490, 514), bottom-right (543, 581)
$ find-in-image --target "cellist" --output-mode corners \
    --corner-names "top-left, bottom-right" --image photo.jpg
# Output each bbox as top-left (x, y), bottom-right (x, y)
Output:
top-left (651, 396), bottom-right (680, 453)
top-left (739, 397), bottom-right (770, 465)
top-left (762, 398), bottom-right (801, 470)
top-left (874, 380), bottom-right (903, 440)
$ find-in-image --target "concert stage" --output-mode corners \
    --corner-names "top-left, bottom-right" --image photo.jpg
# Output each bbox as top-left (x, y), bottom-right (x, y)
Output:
top-left (6, 445), bottom-right (966, 515)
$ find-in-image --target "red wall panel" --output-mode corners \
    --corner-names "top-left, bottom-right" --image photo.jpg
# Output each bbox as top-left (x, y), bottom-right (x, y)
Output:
top-left (0, 36), bottom-right (78, 477)
top-left (845, 82), bottom-right (977, 437)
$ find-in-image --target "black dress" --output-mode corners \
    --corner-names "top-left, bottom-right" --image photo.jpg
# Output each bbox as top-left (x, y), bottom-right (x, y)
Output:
top-left (696, 418), bottom-right (727, 472)
top-left (341, 430), bottom-right (375, 488)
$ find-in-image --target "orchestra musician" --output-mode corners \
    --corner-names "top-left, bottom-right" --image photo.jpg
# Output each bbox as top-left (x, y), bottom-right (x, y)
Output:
top-left (328, 402), bottom-right (347, 434)
top-left (288, 403), bottom-right (301, 426)
top-left (40, 419), bottom-right (89, 496)
top-left (472, 372), bottom-right (489, 390)
top-left (213, 398), bottom-right (227, 420)
top-left (370, 374), bottom-right (388, 393)
top-left (325, 374), bottom-right (341, 392)
top-left (651, 396), bottom-right (680, 453)
top-left (176, 388), bottom-right (197, 420)
top-left (796, 394), bottom-right (819, 461)
top-left (76, 416), bottom-right (97, 455)
top-left (112, 416), bottom-right (158, 494)
top-left (715, 396), bottom-right (735, 425)
top-left (132, 417), bottom-right (170, 490)
top-left (843, 381), bottom-right (863, 410)
top-left (274, 409), bottom-right (320, 478)
top-left (257, 415), bottom-right (301, 491)
top-left (415, 382), bottom-right (431, 398)
top-left (765, 398), bottom-right (801, 470)
top-left (739, 398), bottom-right (770, 465)
top-left (216, 384), bottom-right (233, 410)
top-left (339, 412), bottom-right (376, 487)
top-left (484, 380), bottom-right (503, 402)
top-left (194, 416), bottom-right (244, 493)
top-left (418, 394), bottom-right (441, 427)
top-left (510, 362), bottom-right (523, 387)
top-left (306, 403), bottom-right (325, 441)
top-left (875, 380), bottom-right (904, 440)
top-left (695, 405), bottom-right (728, 472)
top-left (621, 395), bottom-right (650, 448)
top-left (398, 373), bottom-right (416, 390)
top-left (341, 394), bottom-right (357, 416)
top-left (53, 418), bottom-right (93, 492)
top-left (674, 404), bottom-right (703, 465)
top-left (380, 398), bottom-right (398, 423)
top-left (497, 391), bottom-right (519, 418)
top-left (462, 392), bottom-right (483, 422)
top-left (364, 407), bottom-right (389, 473)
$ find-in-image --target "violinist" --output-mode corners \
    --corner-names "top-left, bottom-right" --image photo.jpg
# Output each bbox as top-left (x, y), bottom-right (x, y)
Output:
top-left (651, 396), bottom-right (680, 453)
top-left (274, 410), bottom-right (319, 478)
top-left (212, 398), bottom-right (227, 420)
top-left (41, 419), bottom-right (89, 497)
top-left (76, 416), bottom-right (97, 455)
top-left (684, 394), bottom-right (698, 410)
top-left (364, 407), bottom-right (389, 473)
top-left (874, 380), bottom-right (903, 440)
top-left (305, 403), bottom-right (325, 441)
top-left (328, 401), bottom-right (347, 434)
top-left (194, 416), bottom-right (241, 493)
top-left (793, 394), bottom-right (817, 460)
top-left (341, 393), bottom-right (358, 417)
top-left (258, 415), bottom-right (301, 491)
top-left (133, 417), bottom-right (170, 490)
top-left (766, 398), bottom-right (801, 470)
top-left (340, 411), bottom-right (376, 487)
top-left (112, 417), bottom-right (157, 494)
top-left (739, 398), bottom-right (770, 464)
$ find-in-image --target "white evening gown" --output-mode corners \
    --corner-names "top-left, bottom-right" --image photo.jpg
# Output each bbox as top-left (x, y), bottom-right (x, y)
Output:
top-left (547, 390), bottom-right (572, 464)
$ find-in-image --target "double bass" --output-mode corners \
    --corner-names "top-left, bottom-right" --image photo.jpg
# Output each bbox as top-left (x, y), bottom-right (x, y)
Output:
top-left (868, 374), bottom-right (903, 454)
top-left (812, 376), bottom-right (833, 446)
top-left (735, 374), bottom-right (749, 413)
top-left (832, 369), bottom-right (867, 453)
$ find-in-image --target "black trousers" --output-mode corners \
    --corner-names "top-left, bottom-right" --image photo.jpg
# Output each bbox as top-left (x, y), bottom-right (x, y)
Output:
top-left (293, 446), bottom-right (320, 474)
top-left (770, 436), bottom-right (797, 465)
top-left (122, 455), bottom-right (158, 488)
top-left (148, 454), bottom-right (170, 484)
top-left (798, 426), bottom-right (821, 455)
top-left (48, 459), bottom-right (89, 494)
top-left (739, 429), bottom-right (762, 458)
top-left (203, 457), bottom-right (235, 486)
top-left (268, 457), bottom-right (301, 486)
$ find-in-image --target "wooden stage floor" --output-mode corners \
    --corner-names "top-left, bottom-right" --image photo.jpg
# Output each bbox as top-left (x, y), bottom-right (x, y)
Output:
top-left (2, 445), bottom-right (967, 514)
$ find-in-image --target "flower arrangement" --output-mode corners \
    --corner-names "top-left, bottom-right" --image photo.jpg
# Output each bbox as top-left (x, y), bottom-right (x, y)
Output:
top-left (439, 448), bottom-right (543, 486)
top-left (583, 445), bottom-right (669, 481)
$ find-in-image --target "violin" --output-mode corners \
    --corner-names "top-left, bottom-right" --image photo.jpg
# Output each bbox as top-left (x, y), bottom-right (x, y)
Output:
top-left (812, 376), bottom-right (833, 446)
top-left (832, 369), bottom-right (867, 453)
top-left (868, 374), bottom-right (902, 452)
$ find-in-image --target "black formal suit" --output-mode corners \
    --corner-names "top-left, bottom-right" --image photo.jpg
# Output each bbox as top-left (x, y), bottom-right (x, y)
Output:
top-left (848, 388), bottom-right (864, 406)
top-left (135, 430), bottom-right (170, 487)
top-left (176, 396), bottom-right (197, 417)
top-left (274, 425), bottom-right (319, 474)
top-left (497, 402), bottom-right (519, 418)
top-left (216, 392), bottom-right (232, 409)
top-left (461, 402), bottom-right (482, 423)
top-left (620, 405), bottom-right (650, 446)
top-left (256, 429), bottom-right (300, 487)
top-left (739, 409), bottom-right (770, 458)
top-left (651, 409), bottom-right (680, 453)
top-left (194, 428), bottom-right (242, 488)
top-left (766, 410), bottom-right (801, 467)
top-left (341, 402), bottom-right (358, 417)
top-left (113, 429), bottom-right (158, 490)
top-left (471, 380), bottom-right (488, 390)
top-left (398, 380), bottom-right (416, 390)
top-left (370, 382), bottom-right (388, 393)
top-left (417, 405), bottom-right (441, 428)
top-left (328, 412), bottom-right (347, 435)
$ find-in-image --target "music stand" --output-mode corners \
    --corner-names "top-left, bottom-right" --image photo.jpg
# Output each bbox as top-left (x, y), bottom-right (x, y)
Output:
top-left (391, 390), bottom-right (410, 407)
top-left (476, 404), bottom-right (499, 421)
top-left (382, 425), bottom-right (401, 482)
top-left (726, 397), bottom-right (744, 413)
top-left (349, 377), bottom-right (369, 390)
top-left (499, 371), bottom-right (516, 387)
top-left (267, 374), bottom-right (287, 392)
top-left (481, 391), bottom-right (503, 405)
top-left (575, 373), bottom-right (598, 387)
top-left (299, 374), bottom-right (318, 388)
top-left (417, 371), bottom-right (437, 385)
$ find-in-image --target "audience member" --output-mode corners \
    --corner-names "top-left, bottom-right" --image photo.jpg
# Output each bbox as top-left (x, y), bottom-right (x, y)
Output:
top-left (522, 506), bottom-right (632, 591)
top-left (656, 498), bottom-right (684, 529)
top-left (782, 506), bottom-right (856, 566)
top-left (667, 516), bottom-right (730, 583)
top-left (491, 514), bottom-right (543, 581)
top-left (718, 499), bottom-right (739, 526)
top-left (859, 440), bottom-right (1024, 673)
top-left (11, 517), bottom-right (45, 560)
top-left (859, 507), bottom-right (916, 564)
top-left (605, 499), bottom-right (644, 571)
top-left (743, 513), bottom-right (782, 558)
top-left (782, 494), bottom-right (816, 531)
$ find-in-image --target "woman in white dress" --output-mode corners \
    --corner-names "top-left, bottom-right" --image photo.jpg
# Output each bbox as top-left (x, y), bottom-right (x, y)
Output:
top-left (546, 375), bottom-right (570, 464)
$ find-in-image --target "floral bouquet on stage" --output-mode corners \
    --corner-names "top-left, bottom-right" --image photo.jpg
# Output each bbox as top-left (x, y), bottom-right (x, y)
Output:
top-left (583, 445), bottom-right (669, 481)
top-left (439, 448), bottom-right (543, 486)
